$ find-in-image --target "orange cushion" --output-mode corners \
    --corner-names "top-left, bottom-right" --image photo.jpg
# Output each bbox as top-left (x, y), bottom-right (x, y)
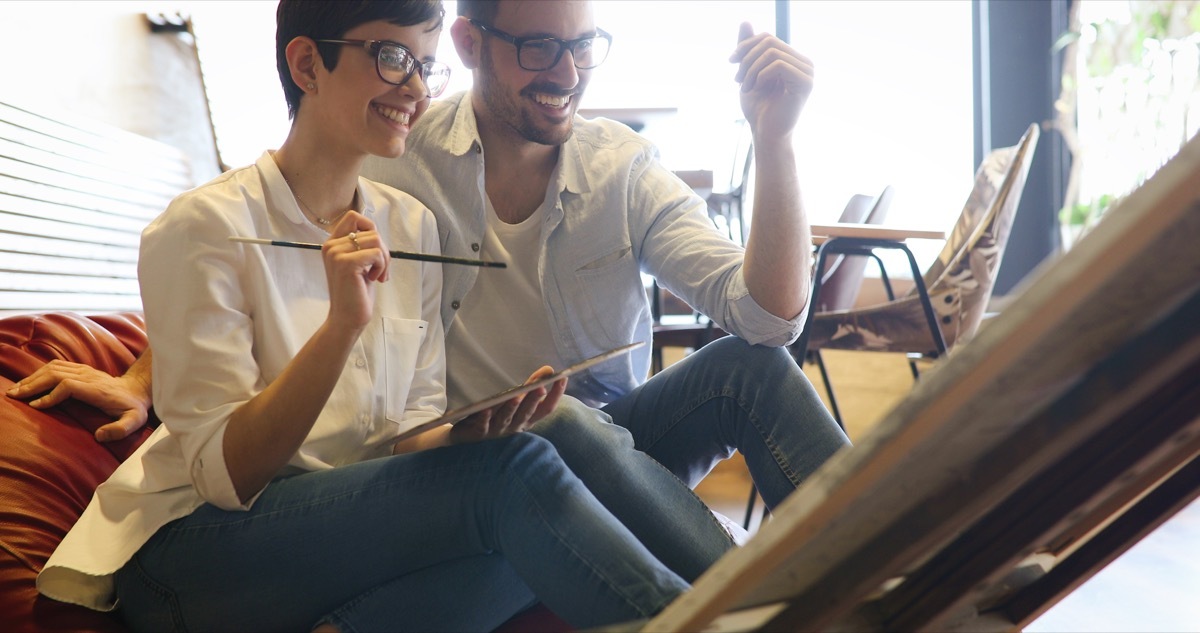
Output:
top-left (0, 312), bottom-right (151, 632)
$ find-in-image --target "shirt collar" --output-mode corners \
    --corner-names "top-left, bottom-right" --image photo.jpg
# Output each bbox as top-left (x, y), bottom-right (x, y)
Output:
top-left (446, 90), bottom-right (591, 196)
top-left (258, 150), bottom-right (374, 226)
top-left (446, 91), bottom-right (483, 157)
top-left (558, 126), bottom-right (591, 196)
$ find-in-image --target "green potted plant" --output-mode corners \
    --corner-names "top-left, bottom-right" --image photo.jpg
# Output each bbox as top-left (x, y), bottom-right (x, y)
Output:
top-left (1052, 0), bottom-right (1200, 252)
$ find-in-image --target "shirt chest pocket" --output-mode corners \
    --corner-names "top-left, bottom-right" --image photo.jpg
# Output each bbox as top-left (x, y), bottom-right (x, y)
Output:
top-left (383, 317), bottom-right (428, 423)
top-left (574, 246), bottom-right (643, 346)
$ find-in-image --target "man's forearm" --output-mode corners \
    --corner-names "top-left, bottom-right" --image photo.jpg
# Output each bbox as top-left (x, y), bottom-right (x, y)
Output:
top-left (742, 136), bottom-right (812, 320)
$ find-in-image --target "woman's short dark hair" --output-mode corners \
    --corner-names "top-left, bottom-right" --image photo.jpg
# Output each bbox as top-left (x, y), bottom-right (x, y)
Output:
top-left (276, 0), bottom-right (445, 119)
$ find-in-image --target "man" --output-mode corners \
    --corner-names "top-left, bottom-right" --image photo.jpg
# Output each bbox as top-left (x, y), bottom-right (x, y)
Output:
top-left (364, 0), bottom-right (848, 508)
top-left (10, 0), bottom-right (847, 532)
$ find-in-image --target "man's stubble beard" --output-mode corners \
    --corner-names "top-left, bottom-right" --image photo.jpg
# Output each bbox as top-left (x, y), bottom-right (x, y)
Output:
top-left (478, 43), bottom-right (574, 147)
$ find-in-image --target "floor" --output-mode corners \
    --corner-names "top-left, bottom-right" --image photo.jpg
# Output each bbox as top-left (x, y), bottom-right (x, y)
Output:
top-left (684, 348), bottom-right (1200, 631)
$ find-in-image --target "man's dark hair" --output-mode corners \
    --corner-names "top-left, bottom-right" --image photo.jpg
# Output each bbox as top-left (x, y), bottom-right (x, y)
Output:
top-left (455, 0), bottom-right (499, 23)
top-left (276, 0), bottom-right (445, 119)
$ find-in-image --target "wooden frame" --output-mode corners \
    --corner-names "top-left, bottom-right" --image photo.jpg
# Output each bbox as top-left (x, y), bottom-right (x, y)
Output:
top-left (631, 130), bottom-right (1200, 632)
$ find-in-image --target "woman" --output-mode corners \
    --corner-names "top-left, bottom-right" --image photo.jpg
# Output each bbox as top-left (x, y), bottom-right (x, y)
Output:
top-left (36, 2), bottom-right (695, 630)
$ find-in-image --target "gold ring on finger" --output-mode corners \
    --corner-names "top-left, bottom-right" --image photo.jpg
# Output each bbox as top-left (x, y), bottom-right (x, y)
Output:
top-left (349, 231), bottom-right (361, 250)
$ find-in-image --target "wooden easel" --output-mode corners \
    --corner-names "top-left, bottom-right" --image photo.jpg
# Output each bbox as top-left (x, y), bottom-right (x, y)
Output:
top-left (629, 130), bottom-right (1200, 632)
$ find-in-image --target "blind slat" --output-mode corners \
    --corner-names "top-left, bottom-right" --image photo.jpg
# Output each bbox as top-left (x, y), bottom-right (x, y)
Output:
top-left (0, 232), bottom-right (140, 263)
top-left (0, 98), bottom-right (193, 313)
top-left (0, 192), bottom-right (152, 234)
top-left (0, 251), bottom-right (137, 279)
top-left (0, 134), bottom-right (192, 196)
top-left (0, 271), bottom-right (140, 294)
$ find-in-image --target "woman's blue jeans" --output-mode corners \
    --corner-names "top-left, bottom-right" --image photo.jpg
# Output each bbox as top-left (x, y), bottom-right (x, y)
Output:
top-left (601, 336), bottom-right (851, 509)
top-left (114, 339), bottom-right (846, 631)
top-left (114, 428), bottom-right (692, 632)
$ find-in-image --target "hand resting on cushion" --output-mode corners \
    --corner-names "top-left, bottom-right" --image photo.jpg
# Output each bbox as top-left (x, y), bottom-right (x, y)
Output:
top-left (6, 349), bottom-right (153, 442)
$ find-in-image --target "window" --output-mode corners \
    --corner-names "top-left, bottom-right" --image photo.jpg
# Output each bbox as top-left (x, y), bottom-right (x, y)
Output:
top-left (190, 1), bottom-right (283, 169)
top-left (789, 1), bottom-right (974, 268)
top-left (1059, 0), bottom-right (1200, 244)
top-left (586, 0), bottom-right (775, 172)
top-left (191, 0), bottom-right (973, 272)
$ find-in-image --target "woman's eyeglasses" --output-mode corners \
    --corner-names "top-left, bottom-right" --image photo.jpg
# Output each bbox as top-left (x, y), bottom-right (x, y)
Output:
top-left (316, 39), bottom-right (451, 98)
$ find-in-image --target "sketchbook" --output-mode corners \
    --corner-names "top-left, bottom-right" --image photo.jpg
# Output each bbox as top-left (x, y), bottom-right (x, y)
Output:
top-left (394, 341), bottom-right (645, 442)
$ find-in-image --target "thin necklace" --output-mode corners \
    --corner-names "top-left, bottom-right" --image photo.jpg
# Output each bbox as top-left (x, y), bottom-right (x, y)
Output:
top-left (282, 173), bottom-right (351, 227)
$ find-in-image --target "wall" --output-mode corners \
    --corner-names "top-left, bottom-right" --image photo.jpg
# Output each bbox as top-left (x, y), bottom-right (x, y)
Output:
top-left (0, 1), bottom-right (220, 184)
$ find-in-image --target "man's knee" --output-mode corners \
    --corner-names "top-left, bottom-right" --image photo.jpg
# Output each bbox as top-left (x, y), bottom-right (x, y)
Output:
top-left (698, 336), bottom-right (798, 374)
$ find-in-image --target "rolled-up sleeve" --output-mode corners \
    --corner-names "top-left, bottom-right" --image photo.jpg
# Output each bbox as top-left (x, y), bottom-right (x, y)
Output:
top-left (139, 186), bottom-right (262, 511)
top-left (633, 157), bottom-right (805, 347)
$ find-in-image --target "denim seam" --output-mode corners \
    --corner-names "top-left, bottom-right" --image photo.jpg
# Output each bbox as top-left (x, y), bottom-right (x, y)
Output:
top-left (317, 582), bottom-right (388, 633)
top-left (314, 614), bottom-right (352, 633)
top-left (638, 444), bottom-right (740, 546)
top-left (508, 469), bottom-right (669, 619)
top-left (737, 391), bottom-right (803, 490)
top-left (605, 389), bottom-right (743, 545)
top-left (128, 554), bottom-right (188, 632)
top-left (660, 386), bottom-right (804, 495)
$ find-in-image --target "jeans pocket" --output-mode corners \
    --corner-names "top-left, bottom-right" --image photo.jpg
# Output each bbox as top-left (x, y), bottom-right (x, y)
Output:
top-left (115, 556), bottom-right (187, 632)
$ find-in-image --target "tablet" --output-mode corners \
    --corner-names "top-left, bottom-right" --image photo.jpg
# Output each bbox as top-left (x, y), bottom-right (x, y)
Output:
top-left (394, 341), bottom-right (646, 442)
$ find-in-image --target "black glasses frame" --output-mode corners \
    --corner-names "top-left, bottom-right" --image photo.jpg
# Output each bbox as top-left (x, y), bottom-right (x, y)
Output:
top-left (467, 19), bottom-right (612, 71)
top-left (315, 39), bottom-right (451, 97)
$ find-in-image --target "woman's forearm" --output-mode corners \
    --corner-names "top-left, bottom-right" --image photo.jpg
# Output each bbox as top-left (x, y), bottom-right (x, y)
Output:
top-left (223, 320), bottom-right (361, 503)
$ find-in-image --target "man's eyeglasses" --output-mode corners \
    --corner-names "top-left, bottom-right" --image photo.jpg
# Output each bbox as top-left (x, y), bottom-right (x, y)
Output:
top-left (468, 20), bottom-right (612, 71)
top-left (315, 39), bottom-right (451, 98)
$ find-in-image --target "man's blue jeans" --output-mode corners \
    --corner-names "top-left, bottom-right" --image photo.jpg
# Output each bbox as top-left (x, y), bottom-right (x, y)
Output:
top-left (114, 428), bottom-right (692, 632)
top-left (602, 336), bottom-right (850, 509)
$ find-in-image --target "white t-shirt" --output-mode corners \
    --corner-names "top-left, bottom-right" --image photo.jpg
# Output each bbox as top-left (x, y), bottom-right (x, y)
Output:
top-left (38, 151), bottom-right (446, 611)
top-left (445, 198), bottom-right (565, 409)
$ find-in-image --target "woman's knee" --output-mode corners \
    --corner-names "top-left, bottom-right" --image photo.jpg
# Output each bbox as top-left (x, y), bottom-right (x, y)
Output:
top-left (530, 397), bottom-right (634, 455)
top-left (497, 430), bottom-right (556, 461)
top-left (494, 432), bottom-right (570, 480)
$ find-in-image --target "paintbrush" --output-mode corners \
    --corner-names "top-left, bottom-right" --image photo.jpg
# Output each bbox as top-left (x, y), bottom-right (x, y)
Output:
top-left (228, 236), bottom-right (506, 268)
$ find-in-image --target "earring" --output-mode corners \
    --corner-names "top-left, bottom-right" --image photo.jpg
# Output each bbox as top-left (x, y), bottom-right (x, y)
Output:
top-left (306, 82), bottom-right (315, 91)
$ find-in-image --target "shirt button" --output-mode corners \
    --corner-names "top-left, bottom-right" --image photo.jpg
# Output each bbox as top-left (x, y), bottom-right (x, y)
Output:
top-left (362, 415), bottom-right (370, 424)
top-left (471, 243), bottom-right (480, 252)
top-left (473, 143), bottom-right (482, 154)
top-left (451, 300), bottom-right (461, 309)
top-left (355, 357), bottom-right (366, 368)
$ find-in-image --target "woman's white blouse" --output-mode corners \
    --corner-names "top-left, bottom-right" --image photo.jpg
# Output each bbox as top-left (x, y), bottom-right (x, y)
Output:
top-left (38, 151), bottom-right (447, 611)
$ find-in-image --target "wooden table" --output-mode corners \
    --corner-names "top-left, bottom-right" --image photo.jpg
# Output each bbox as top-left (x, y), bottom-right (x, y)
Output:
top-left (673, 169), bottom-right (714, 191)
top-left (809, 222), bottom-right (947, 244)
